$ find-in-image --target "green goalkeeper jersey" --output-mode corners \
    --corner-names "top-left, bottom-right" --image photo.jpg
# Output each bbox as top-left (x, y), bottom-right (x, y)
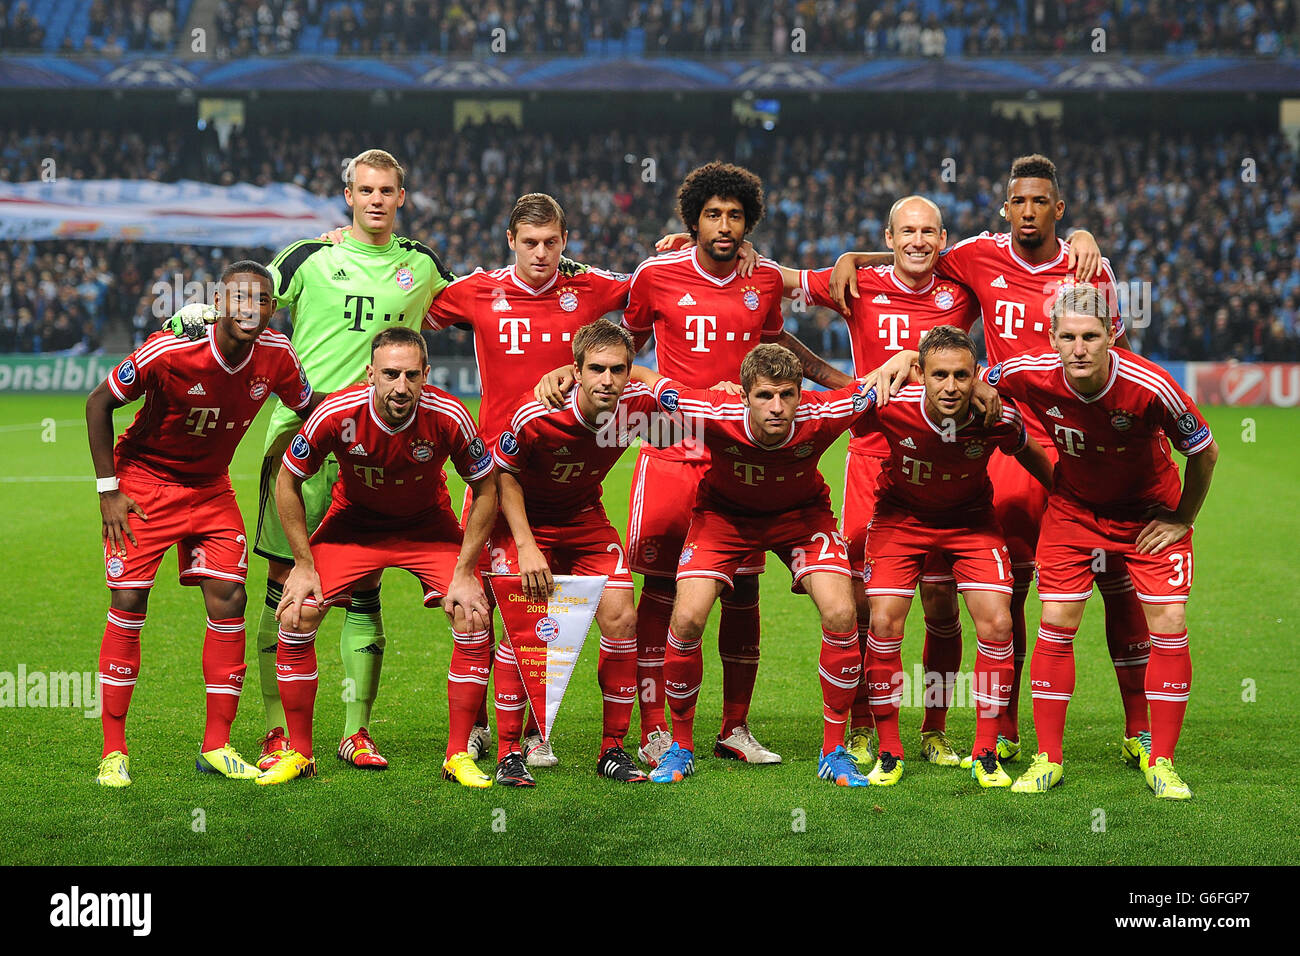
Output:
top-left (261, 232), bottom-right (455, 451)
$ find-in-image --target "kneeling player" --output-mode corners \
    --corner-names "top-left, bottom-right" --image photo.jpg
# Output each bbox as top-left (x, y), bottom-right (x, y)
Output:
top-left (269, 327), bottom-right (497, 787)
top-left (86, 261), bottom-right (316, 786)
top-left (491, 320), bottom-right (682, 785)
top-left (856, 326), bottom-right (1052, 787)
top-left (632, 344), bottom-right (876, 786)
top-left (985, 285), bottom-right (1218, 799)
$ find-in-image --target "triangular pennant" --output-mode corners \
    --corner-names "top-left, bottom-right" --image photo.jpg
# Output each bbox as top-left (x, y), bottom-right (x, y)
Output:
top-left (487, 574), bottom-right (607, 741)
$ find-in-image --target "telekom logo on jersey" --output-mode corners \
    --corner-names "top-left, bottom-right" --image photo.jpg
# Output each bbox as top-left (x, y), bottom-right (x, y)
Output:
top-left (498, 316), bottom-right (573, 355)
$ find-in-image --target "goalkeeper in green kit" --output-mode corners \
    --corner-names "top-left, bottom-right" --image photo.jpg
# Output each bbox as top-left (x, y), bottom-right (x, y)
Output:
top-left (171, 149), bottom-right (455, 770)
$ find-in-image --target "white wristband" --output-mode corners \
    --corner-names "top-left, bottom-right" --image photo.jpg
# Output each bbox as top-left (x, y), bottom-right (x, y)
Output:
top-left (96, 476), bottom-right (119, 493)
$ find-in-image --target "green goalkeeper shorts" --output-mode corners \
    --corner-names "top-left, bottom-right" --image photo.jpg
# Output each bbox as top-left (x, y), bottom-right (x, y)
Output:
top-left (253, 452), bottom-right (341, 564)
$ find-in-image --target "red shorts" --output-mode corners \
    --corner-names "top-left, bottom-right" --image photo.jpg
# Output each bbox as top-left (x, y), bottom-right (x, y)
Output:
top-left (843, 449), bottom-right (953, 584)
top-left (104, 475), bottom-right (247, 590)
top-left (676, 503), bottom-right (851, 591)
top-left (489, 506), bottom-right (634, 590)
top-left (308, 506), bottom-right (465, 609)
top-left (989, 444), bottom-right (1051, 571)
top-left (1035, 494), bottom-right (1194, 605)
top-left (628, 450), bottom-right (765, 577)
top-left (864, 510), bottom-right (1013, 598)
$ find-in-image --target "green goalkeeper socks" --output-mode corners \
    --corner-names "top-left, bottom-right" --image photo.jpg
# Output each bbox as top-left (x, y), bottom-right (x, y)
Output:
top-left (341, 587), bottom-right (386, 739)
top-left (257, 583), bottom-right (287, 732)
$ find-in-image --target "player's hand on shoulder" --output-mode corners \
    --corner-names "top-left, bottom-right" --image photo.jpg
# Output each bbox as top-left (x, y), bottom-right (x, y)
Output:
top-left (517, 544), bottom-right (555, 603)
top-left (99, 489), bottom-right (147, 555)
top-left (319, 226), bottom-right (348, 244)
top-left (971, 379), bottom-right (1003, 426)
top-left (736, 240), bottom-right (759, 277)
top-left (655, 232), bottom-right (693, 253)
top-left (165, 303), bottom-right (217, 340)
top-left (534, 365), bottom-right (576, 409)
top-left (557, 256), bottom-right (590, 277)
top-left (1135, 509), bottom-right (1191, 555)
top-left (862, 351), bottom-right (918, 407)
top-left (829, 252), bottom-right (862, 312)
top-left (1067, 229), bottom-right (1101, 283)
top-left (710, 380), bottom-right (743, 395)
top-left (277, 564), bottom-right (322, 631)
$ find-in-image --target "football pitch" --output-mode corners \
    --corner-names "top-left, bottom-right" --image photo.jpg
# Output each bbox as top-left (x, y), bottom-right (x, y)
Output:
top-left (1, 394), bottom-right (1295, 866)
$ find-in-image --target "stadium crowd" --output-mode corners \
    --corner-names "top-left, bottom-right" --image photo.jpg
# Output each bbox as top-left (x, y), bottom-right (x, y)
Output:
top-left (2, 115), bottom-right (1299, 361)
top-left (6, 0), bottom-right (1300, 56)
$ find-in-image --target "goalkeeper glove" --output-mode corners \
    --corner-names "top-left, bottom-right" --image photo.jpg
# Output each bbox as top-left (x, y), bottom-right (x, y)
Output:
top-left (165, 303), bottom-right (218, 341)
top-left (557, 256), bottom-right (591, 278)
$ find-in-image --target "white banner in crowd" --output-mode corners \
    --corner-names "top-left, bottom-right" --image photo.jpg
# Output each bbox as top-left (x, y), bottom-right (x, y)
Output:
top-left (0, 180), bottom-right (342, 247)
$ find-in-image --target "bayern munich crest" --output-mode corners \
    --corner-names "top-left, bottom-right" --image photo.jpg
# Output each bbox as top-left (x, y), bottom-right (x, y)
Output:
top-left (642, 543), bottom-right (659, 564)
top-left (678, 544), bottom-right (696, 565)
top-left (794, 442), bottom-right (814, 459)
top-left (558, 290), bottom-right (578, 312)
top-left (862, 562), bottom-right (872, 583)
top-left (409, 438), bottom-right (435, 462)
top-left (1110, 410), bottom-right (1134, 431)
top-left (964, 441), bottom-right (985, 459)
top-left (248, 376), bottom-right (270, 401)
top-left (395, 266), bottom-right (414, 291)
top-left (742, 288), bottom-right (760, 311)
top-left (535, 616), bottom-right (560, 643)
top-left (106, 556), bottom-right (124, 578)
top-left (935, 288), bottom-right (955, 310)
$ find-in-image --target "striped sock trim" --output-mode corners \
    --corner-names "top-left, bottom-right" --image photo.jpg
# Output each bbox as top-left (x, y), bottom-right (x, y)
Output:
top-left (205, 617), bottom-right (244, 634)
top-left (667, 629), bottom-right (701, 653)
top-left (1037, 623), bottom-right (1077, 645)
top-left (348, 587), bottom-right (382, 615)
top-left (1149, 630), bottom-right (1189, 650)
top-left (976, 638), bottom-right (1014, 660)
top-left (106, 610), bottom-right (146, 630)
top-left (277, 628), bottom-right (317, 646)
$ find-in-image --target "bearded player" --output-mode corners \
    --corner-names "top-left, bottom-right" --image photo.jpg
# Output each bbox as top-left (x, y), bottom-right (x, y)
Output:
top-left (87, 262), bottom-right (317, 786)
top-left (267, 327), bottom-right (497, 786)
top-left (490, 320), bottom-right (685, 786)
top-left (982, 286), bottom-right (1216, 799)
top-left (854, 326), bottom-right (1052, 788)
top-left (835, 156), bottom-right (1150, 769)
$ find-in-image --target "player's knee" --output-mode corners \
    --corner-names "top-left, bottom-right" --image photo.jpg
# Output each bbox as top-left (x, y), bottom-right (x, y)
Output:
top-left (203, 580), bottom-right (246, 620)
top-left (820, 602), bottom-right (856, 635)
top-left (1144, 603), bottom-right (1186, 636)
top-left (977, 610), bottom-right (1013, 643)
top-left (669, 610), bottom-right (707, 644)
top-left (109, 588), bottom-right (149, 616)
top-left (607, 606), bottom-right (638, 641)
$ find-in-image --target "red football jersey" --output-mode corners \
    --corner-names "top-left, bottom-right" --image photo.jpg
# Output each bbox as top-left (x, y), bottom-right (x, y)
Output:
top-left (494, 378), bottom-right (675, 525)
top-left (671, 380), bottom-right (871, 516)
top-left (987, 349), bottom-right (1213, 519)
top-left (424, 264), bottom-right (631, 440)
top-left (623, 248), bottom-right (785, 462)
top-left (800, 264), bottom-right (979, 456)
top-left (108, 325), bottom-right (311, 483)
top-left (937, 232), bottom-right (1124, 441)
top-left (857, 383), bottom-right (1027, 521)
top-left (283, 382), bottom-right (493, 528)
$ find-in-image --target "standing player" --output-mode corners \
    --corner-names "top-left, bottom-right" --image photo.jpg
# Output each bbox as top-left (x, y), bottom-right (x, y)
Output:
top-left (782, 195), bottom-right (985, 768)
top-left (982, 286), bottom-right (1216, 799)
top-left (855, 326), bottom-right (1052, 787)
top-left (267, 327), bottom-right (497, 786)
top-left (616, 162), bottom-right (845, 769)
top-left (629, 344), bottom-right (875, 787)
top-left (245, 149), bottom-right (455, 772)
top-left (834, 157), bottom-right (1149, 768)
top-left (86, 261), bottom-right (316, 786)
top-left (490, 320), bottom-right (681, 786)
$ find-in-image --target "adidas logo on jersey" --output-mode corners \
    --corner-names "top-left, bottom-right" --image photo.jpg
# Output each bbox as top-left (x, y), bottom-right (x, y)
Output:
top-left (991, 275), bottom-right (1008, 289)
top-left (187, 383), bottom-right (206, 396)
top-left (554, 446), bottom-right (571, 456)
top-left (872, 294), bottom-right (891, 304)
top-left (348, 444), bottom-right (369, 456)
top-left (725, 445), bottom-right (742, 455)
top-left (1045, 406), bottom-right (1064, 419)
top-left (677, 293), bottom-right (697, 307)
top-left (332, 269), bottom-right (349, 281)
top-left (899, 436), bottom-right (917, 449)
top-left (492, 297), bottom-right (512, 312)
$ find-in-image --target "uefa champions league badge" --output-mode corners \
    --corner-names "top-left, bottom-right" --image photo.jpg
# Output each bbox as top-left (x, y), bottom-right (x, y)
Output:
top-left (116, 360), bottom-right (136, 386)
top-left (986, 362), bottom-right (1003, 385)
top-left (106, 556), bottom-right (125, 579)
top-left (535, 616), bottom-right (560, 643)
top-left (558, 290), bottom-right (578, 312)
top-left (395, 267), bottom-right (414, 291)
top-left (742, 286), bottom-right (760, 311)
top-left (499, 431), bottom-right (519, 456)
top-left (248, 375), bottom-right (270, 401)
top-left (934, 284), bottom-right (956, 310)
top-left (290, 435), bottom-right (311, 460)
top-left (409, 438), bottom-right (435, 462)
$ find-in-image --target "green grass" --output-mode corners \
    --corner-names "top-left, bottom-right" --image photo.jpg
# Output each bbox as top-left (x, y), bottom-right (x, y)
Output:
top-left (0, 397), bottom-right (1295, 865)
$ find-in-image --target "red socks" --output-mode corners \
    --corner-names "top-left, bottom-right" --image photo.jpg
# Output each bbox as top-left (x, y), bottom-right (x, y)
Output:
top-left (276, 624), bottom-right (319, 759)
top-left (819, 627), bottom-right (859, 754)
top-left (717, 593), bottom-right (760, 738)
top-left (99, 609), bottom-right (145, 757)
top-left (919, 614), bottom-right (963, 733)
top-left (1146, 630), bottom-right (1191, 762)
top-left (201, 617), bottom-right (246, 752)
top-left (1099, 571), bottom-right (1151, 737)
top-left (448, 627), bottom-right (492, 760)
top-left (1002, 574), bottom-right (1031, 740)
top-left (635, 587), bottom-right (673, 743)
top-left (493, 639), bottom-right (526, 759)
top-left (864, 630), bottom-right (905, 757)
top-left (972, 633), bottom-right (1014, 755)
top-left (664, 626), bottom-right (703, 750)
top-left (598, 634), bottom-right (639, 752)
top-left (1027, 622), bottom-right (1077, 763)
